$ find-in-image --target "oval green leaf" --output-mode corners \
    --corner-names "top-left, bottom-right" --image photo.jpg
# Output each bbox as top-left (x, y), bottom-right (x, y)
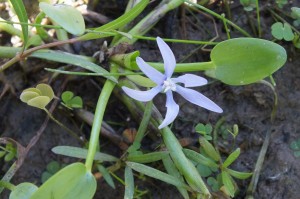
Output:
top-left (226, 168), bottom-right (252, 179)
top-left (39, 2), bottom-right (85, 35)
top-left (199, 137), bottom-right (221, 162)
top-left (30, 163), bottom-right (96, 199)
top-left (127, 151), bottom-right (169, 163)
top-left (62, 91), bottom-right (74, 103)
top-left (210, 38), bottom-right (287, 85)
top-left (9, 182), bottom-right (38, 199)
top-left (27, 96), bottom-right (51, 109)
top-left (36, 83), bottom-right (54, 101)
top-left (222, 148), bottom-right (240, 168)
top-left (221, 171), bottom-right (235, 197)
top-left (20, 91), bottom-right (40, 103)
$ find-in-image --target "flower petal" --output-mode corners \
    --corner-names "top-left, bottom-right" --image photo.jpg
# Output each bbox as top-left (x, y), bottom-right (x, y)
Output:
top-left (172, 74), bottom-right (208, 87)
top-left (158, 91), bottom-right (179, 129)
top-left (157, 37), bottom-right (176, 78)
top-left (122, 86), bottom-right (161, 102)
top-left (136, 57), bottom-right (165, 85)
top-left (176, 86), bottom-right (223, 113)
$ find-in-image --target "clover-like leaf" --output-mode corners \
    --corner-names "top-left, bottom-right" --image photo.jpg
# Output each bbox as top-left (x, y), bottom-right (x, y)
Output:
top-left (20, 84), bottom-right (54, 109)
top-left (271, 22), bottom-right (294, 41)
top-left (240, 0), bottom-right (256, 11)
top-left (61, 91), bottom-right (83, 109)
top-left (291, 7), bottom-right (300, 27)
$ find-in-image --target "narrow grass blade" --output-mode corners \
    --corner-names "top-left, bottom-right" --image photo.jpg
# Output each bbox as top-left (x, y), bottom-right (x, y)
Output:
top-left (30, 50), bottom-right (117, 83)
top-left (126, 161), bottom-right (188, 188)
top-left (79, 0), bottom-right (149, 40)
top-left (97, 164), bottom-right (115, 189)
top-left (124, 166), bottom-right (134, 199)
top-left (10, 0), bottom-right (28, 46)
top-left (127, 151), bottom-right (169, 163)
top-left (52, 146), bottom-right (118, 162)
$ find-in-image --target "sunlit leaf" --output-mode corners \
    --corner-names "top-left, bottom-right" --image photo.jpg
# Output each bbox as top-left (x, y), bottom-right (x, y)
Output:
top-left (20, 91), bottom-right (40, 103)
top-left (39, 2), bottom-right (85, 35)
top-left (27, 96), bottom-right (51, 109)
top-left (207, 38), bottom-right (287, 85)
top-left (9, 183), bottom-right (38, 199)
top-left (30, 163), bottom-right (96, 199)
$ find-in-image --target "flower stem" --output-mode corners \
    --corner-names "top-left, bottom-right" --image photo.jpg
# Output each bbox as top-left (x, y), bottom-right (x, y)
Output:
top-left (43, 109), bottom-right (83, 143)
top-left (85, 64), bottom-right (118, 172)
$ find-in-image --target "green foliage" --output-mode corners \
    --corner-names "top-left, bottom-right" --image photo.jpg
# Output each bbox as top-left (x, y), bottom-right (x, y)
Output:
top-left (271, 22), bottom-right (294, 41)
top-left (61, 91), bottom-right (83, 109)
top-left (276, 0), bottom-right (288, 8)
top-left (9, 183), bottom-right (38, 199)
top-left (291, 7), bottom-right (300, 27)
top-left (31, 163), bottom-right (96, 199)
top-left (9, 0), bottom-right (28, 46)
top-left (20, 84), bottom-right (54, 109)
top-left (290, 138), bottom-right (300, 157)
top-left (0, 142), bottom-right (17, 162)
top-left (41, 161), bottom-right (65, 183)
top-left (206, 38), bottom-right (287, 85)
top-left (240, 0), bottom-right (256, 11)
top-left (195, 123), bottom-right (213, 140)
top-left (97, 164), bottom-right (115, 189)
top-left (39, 2), bottom-right (85, 35)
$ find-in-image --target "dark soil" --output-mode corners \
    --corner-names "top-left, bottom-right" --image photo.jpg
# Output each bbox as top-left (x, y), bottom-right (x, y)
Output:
top-left (1, 1), bottom-right (300, 199)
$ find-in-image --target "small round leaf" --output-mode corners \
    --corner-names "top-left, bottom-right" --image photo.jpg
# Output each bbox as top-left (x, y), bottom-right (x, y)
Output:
top-left (36, 83), bottom-right (54, 101)
top-left (27, 96), bottom-right (51, 109)
top-left (20, 91), bottom-right (40, 103)
top-left (62, 91), bottom-right (74, 103)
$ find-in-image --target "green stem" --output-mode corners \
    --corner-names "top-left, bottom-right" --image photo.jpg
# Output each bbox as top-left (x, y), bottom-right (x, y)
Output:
top-left (148, 61), bottom-right (216, 72)
top-left (0, 180), bottom-right (15, 191)
top-left (256, 0), bottom-right (261, 37)
top-left (185, 0), bottom-right (251, 37)
top-left (43, 109), bottom-right (83, 143)
top-left (85, 64), bottom-right (118, 172)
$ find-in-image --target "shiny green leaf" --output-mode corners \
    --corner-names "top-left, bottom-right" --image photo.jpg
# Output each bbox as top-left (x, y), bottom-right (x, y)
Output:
top-left (208, 38), bottom-right (287, 85)
top-left (9, 183), bottom-right (38, 199)
top-left (20, 91), bottom-right (40, 103)
top-left (39, 2), bottom-right (85, 35)
top-left (30, 163), bottom-right (96, 199)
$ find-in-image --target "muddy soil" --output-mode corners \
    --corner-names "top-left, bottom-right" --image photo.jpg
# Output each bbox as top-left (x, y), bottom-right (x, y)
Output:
top-left (1, 1), bottom-right (300, 199)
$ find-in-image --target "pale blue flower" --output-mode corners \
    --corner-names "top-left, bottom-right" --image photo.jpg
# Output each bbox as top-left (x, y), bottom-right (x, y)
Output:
top-left (122, 37), bottom-right (223, 129)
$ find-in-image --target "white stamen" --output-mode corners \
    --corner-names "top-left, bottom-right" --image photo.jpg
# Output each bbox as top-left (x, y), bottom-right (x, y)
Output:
top-left (162, 78), bottom-right (176, 93)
